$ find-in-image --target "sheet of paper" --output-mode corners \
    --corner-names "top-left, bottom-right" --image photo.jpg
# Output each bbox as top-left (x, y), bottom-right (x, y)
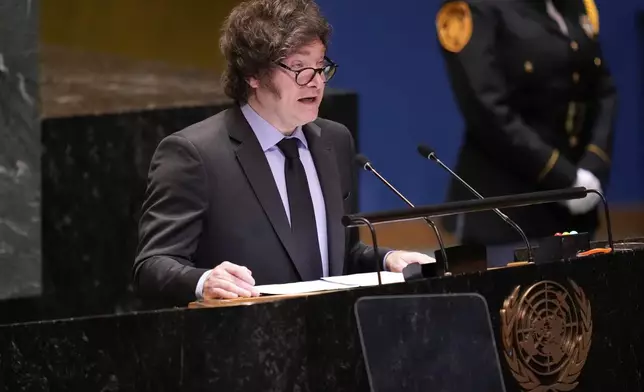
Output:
top-left (256, 279), bottom-right (358, 295)
top-left (321, 271), bottom-right (406, 287)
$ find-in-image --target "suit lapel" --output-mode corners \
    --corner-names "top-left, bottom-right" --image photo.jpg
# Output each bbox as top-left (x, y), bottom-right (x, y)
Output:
top-left (303, 123), bottom-right (345, 277)
top-left (226, 108), bottom-right (301, 279)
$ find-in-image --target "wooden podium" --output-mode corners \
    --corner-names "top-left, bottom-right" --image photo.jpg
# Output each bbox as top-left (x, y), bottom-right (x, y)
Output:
top-left (188, 290), bottom-right (335, 308)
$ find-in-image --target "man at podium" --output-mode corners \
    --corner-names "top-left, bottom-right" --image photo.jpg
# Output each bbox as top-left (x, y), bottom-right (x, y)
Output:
top-left (133, 0), bottom-right (433, 305)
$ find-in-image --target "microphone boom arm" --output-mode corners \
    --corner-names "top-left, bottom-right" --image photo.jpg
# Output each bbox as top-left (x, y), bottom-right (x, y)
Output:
top-left (365, 162), bottom-right (451, 273)
top-left (432, 156), bottom-right (534, 263)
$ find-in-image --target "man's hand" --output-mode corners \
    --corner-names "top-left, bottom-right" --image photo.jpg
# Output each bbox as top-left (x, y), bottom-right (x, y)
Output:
top-left (385, 251), bottom-right (435, 273)
top-left (563, 168), bottom-right (602, 215)
top-left (202, 261), bottom-right (260, 299)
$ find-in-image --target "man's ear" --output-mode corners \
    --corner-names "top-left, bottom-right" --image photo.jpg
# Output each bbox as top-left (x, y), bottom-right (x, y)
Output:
top-left (247, 76), bottom-right (260, 89)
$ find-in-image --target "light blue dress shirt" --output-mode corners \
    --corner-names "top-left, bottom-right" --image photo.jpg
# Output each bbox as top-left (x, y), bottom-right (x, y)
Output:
top-left (195, 104), bottom-right (329, 298)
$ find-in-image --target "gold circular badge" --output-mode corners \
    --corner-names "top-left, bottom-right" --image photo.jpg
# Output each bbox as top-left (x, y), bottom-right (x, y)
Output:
top-left (501, 280), bottom-right (592, 392)
top-left (436, 1), bottom-right (473, 53)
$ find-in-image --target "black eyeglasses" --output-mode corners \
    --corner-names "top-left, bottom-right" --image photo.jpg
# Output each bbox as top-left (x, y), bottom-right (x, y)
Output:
top-left (277, 56), bottom-right (338, 86)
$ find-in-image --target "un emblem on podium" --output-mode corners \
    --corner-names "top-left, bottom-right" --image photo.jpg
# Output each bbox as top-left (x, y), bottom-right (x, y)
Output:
top-left (500, 280), bottom-right (592, 392)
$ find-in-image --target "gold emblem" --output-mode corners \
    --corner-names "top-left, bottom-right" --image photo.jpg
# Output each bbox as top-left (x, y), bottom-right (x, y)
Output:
top-left (436, 1), bottom-right (473, 53)
top-left (581, 0), bottom-right (599, 37)
top-left (500, 280), bottom-right (592, 392)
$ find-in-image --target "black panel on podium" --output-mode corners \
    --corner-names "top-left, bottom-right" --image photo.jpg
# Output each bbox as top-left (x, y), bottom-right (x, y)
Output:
top-left (354, 294), bottom-right (507, 392)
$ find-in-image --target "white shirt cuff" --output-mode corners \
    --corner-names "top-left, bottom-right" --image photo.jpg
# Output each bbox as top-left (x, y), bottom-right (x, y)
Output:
top-left (195, 269), bottom-right (214, 300)
top-left (383, 250), bottom-right (395, 271)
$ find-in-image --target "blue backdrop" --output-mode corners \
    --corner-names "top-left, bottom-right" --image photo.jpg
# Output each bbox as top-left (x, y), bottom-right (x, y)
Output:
top-left (316, 0), bottom-right (644, 212)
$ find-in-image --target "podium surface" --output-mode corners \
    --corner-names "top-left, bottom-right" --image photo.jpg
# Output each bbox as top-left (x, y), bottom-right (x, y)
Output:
top-left (1, 250), bottom-right (643, 391)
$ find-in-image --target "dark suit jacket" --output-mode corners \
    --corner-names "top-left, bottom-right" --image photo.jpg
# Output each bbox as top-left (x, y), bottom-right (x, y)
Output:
top-left (133, 106), bottom-right (388, 305)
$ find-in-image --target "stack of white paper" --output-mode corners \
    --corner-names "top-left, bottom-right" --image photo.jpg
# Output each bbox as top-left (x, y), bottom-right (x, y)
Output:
top-left (321, 271), bottom-right (405, 287)
top-left (255, 279), bottom-right (355, 295)
top-left (255, 271), bottom-right (405, 295)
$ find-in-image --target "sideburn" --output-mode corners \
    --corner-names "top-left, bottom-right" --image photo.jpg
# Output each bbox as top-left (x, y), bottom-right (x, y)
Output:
top-left (259, 73), bottom-right (281, 99)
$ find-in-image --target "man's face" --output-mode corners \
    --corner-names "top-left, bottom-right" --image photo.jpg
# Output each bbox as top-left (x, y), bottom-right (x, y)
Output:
top-left (249, 39), bottom-right (328, 133)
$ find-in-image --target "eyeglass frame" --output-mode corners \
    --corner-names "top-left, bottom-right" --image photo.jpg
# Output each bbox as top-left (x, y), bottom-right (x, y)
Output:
top-left (276, 56), bottom-right (338, 86)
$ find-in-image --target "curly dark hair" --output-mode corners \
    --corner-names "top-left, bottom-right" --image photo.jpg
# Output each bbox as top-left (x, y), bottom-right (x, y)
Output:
top-left (219, 0), bottom-right (331, 103)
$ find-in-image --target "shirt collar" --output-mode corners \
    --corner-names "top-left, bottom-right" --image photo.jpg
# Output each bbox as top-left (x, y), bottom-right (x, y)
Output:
top-left (240, 104), bottom-right (308, 152)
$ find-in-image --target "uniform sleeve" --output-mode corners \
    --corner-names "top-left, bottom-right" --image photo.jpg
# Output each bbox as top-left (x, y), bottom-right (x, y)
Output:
top-left (577, 44), bottom-right (617, 186)
top-left (437, 2), bottom-right (577, 190)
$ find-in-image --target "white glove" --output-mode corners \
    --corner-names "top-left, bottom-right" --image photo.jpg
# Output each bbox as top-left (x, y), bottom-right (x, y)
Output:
top-left (562, 168), bottom-right (602, 215)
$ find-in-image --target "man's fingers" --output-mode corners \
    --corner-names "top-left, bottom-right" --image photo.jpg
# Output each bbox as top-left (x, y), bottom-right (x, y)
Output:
top-left (203, 287), bottom-right (239, 299)
top-left (388, 259), bottom-right (408, 273)
top-left (211, 277), bottom-right (252, 298)
top-left (220, 274), bottom-right (260, 297)
top-left (222, 262), bottom-right (256, 286)
top-left (387, 252), bottom-right (435, 273)
top-left (411, 253), bottom-right (435, 264)
top-left (209, 262), bottom-right (259, 298)
top-left (392, 262), bottom-right (407, 273)
top-left (206, 288), bottom-right (238, 300)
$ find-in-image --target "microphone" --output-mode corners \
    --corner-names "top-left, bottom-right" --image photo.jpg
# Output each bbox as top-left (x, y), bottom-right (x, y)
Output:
top-left (417, 144), bottom-right (534, 263)
top-left (355, 154), bottom-right (450, 273)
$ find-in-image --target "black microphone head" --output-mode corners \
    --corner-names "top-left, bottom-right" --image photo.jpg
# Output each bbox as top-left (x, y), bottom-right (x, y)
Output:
top-left (354, 154), bottom-right (373, 171)
top-left (417, 144), bottom-right (437, 160)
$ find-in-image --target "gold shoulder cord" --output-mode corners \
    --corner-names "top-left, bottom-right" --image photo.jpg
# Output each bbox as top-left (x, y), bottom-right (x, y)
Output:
top-left (538, 150), bottom-right (560, 181)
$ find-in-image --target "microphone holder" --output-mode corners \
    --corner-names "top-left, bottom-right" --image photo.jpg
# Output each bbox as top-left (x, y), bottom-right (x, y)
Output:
top-left (347, 216), bottom-right (382, 286)
top-left (588, 189), bottom-right (614, 251)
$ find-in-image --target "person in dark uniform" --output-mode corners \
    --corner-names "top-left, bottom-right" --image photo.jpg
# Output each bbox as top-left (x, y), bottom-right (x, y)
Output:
top-left (434, 0), bottom-right (617, 265)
